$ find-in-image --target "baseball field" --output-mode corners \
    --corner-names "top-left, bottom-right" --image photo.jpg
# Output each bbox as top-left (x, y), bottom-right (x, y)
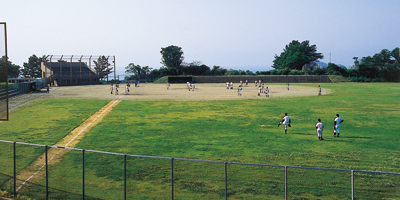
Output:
top-left (0, 82), bottom-right (399, 199)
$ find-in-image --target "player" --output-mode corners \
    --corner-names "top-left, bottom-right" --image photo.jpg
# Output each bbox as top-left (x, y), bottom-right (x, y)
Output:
top-left (226, 81), bottom-right (229, 89)
top-left (230, 81), bottom-right (233, 89)
top-left (166, 82), bottom-right (170, 90)
top-left (261, 84), bottom-right (265, 93)
top-left (318, 85), bottom-right (322, 95)
top-left (259, 79), bottom-right (262, 87)
top-left (333, 114), bottom-right (344, 137)
top-left (255, 80), bottom-right (257, 87)
top-left (115, 85), bottom-right (118, 95)
top-left (240, 80), bottom-right (243, 86)
top-left (187, 82), bottom-right (191, 91)
top-left (238, 85), bottom-right (242, 96)
top-left (316, 119), bottom-right (324, 140)
top-left (265, 87), bottom-right (269, 98)
top-left (257, 86), bottom-right (261, 96)
top-left (277, 113), bottom-right (291, 134)
top-left (125, 84), bottom-right (129, 95)
top-left (192, 83), bottom-right (195, 91)
top-left (245, 80), bottom-right (248, 86)
top-left (287, 82), bottom-right (290, 91)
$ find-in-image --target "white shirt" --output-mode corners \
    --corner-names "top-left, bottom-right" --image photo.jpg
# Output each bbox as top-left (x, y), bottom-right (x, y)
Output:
top-left (335, 117), bottom-right (343, 126)
top-left (316, 122), bottom-right (324, 131)
top-left (283, 116), bottom-right (290, 124)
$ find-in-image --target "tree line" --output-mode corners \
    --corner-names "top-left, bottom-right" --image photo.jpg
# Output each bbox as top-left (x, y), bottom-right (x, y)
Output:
top-left (0, 55), bottom-right (113, 80)
top-left (1, 42), bottom-right (399, 82)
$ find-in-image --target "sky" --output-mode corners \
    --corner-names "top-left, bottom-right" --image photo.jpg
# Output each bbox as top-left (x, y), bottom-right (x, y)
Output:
top-left (2, 0), bottom-right (400, 76)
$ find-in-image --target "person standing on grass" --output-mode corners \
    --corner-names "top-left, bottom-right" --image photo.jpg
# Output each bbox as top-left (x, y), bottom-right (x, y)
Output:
top-left (46, 84), bottom-right (50, 94)
top-left (125, 84), bottom-right (129, 95)
top-left (265, 87), bottom-right (269, 98)
top-left (334, 114), bottom-right (344, 137)
top-left (277, 113), bottom-right (291, 134)
top-left (318, 85), bottom-right (322, 95)
top-left (316, 119), bottom-right (324, 140)
top-left (226, 81), bottom-right (229, 89)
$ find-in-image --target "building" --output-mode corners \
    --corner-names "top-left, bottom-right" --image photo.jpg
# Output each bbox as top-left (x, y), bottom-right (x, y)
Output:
top-left (41, 61), bottom-right (102, 86)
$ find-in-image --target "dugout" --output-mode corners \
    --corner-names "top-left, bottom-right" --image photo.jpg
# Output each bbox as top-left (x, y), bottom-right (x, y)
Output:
top-left (168, 76), bottom-right (194, 83)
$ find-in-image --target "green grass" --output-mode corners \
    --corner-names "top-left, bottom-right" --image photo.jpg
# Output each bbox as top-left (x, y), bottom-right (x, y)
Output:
top-left (0, 99), bottom-right (109, 197)
top-left (2, 83), bottom-right (400, 199)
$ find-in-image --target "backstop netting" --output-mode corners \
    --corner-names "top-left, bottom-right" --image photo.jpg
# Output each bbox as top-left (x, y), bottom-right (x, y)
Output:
top-left (0, 22), bottom-right (8, 121)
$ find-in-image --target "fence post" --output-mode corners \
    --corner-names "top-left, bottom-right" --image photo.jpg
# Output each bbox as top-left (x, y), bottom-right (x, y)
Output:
top-left (13, 142), bottom-right (16, 198)
top-left (124, 155), bottom-right (126, 200)
top-left (351, 170), bottom-right (354, 200)
top-left (225, 162), bottom-right (227, 200)
top-left (82, 149), bottom-right (85, 200)
top-left (45, 145), bottom-right (48, 200)
top-left (285, 166), bottom-right (287, 200)
top-left (171, 158), bottom-right (174, 200)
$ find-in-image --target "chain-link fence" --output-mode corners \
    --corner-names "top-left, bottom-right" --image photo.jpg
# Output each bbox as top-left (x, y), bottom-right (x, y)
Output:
top-left (0, 140), bottom-right (399, 200)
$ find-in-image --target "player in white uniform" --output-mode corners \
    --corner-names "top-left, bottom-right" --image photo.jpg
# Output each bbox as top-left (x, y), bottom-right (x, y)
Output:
top-left (110, 84), bottom-right (113, 94)
top-left (261, 84), bottom-right (265, 93)
top-left (230, 81), bottom-right (233, 89)
top-left (316, 119), bottom-right (324, 140)
top-left (265, 87), bottom-right (269, 98)
top-left (245, 80), bottom-right (248, 86)
top-left (257, 86), bottom-right (261, 96)
top-left (192, 83), bottom-right (195, 91)
top-left (287, 82), bottom-right (290, 90)
top-left (318, 85), bottom-right (322, 95)
top-left (226, 81), bottom-right (229, 89)
top-left (334, 114), bottom-right (344, 137)
top-left (166, 82), bottom-right (170, 90)
top-left (125, 85), bottom-right (129, 95)
top-left (255, 80), bottom-right (257, 87)
top-left (238, 85), bottom-right (242, 96)
top-left (277, 113), bottom-right (291, 134)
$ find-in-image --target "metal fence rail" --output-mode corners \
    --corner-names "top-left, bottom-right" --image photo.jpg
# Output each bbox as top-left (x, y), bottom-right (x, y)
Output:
top-left (0, 139), bottom-right (399, 200)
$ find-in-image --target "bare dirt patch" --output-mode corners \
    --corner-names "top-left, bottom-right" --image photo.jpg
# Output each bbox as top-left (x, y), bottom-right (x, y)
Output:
top-left (45, 83), bottom-right (333, 101)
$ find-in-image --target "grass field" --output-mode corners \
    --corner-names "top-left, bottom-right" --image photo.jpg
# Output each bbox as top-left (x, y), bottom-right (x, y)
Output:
top-left (0, 83), bottom-right (399, 199)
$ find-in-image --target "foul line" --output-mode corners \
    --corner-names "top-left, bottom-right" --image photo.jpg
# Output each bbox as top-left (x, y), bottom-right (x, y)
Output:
top-left (16, 95), bottom-right (124, 191)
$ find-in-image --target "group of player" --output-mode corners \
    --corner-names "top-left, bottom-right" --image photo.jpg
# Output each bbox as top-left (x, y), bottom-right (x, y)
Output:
top-left (277, 113), bottom-right (344, 140)
top-left (110, 83), bottom-right (131, 95)
top-left (186, 82), bottom-right (195, 91)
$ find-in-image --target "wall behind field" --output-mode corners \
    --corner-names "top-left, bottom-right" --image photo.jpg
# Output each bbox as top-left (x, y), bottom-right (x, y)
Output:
top-left (194, 75), bottom-right (332, 83)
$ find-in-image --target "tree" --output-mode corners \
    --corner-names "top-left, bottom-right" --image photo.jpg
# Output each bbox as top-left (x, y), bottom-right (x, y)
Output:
top-left (125, 63), bottom-right (143, 81)
top-left (0, 56), bottom-right (20, 81)
top-left (93, 56), bottom-right (112, 81)
top-left (160, 45), bottom-right (184, 75)
top-left (273, 40), bottom-right (323, 71)
top-left (21, 54), bottom-right (45, 78)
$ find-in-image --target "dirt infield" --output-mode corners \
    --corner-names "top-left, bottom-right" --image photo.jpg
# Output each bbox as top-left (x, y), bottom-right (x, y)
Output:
top-left (45, 83), bottom-right (332, 101)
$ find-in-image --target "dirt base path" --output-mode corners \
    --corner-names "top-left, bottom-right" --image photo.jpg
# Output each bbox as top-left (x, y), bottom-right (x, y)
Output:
top-left (12, 99), bottom-right (122, 192)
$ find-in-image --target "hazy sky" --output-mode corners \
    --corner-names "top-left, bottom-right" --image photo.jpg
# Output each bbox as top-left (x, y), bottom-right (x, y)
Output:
top-left (2, 0), bottom-right (400, 75)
